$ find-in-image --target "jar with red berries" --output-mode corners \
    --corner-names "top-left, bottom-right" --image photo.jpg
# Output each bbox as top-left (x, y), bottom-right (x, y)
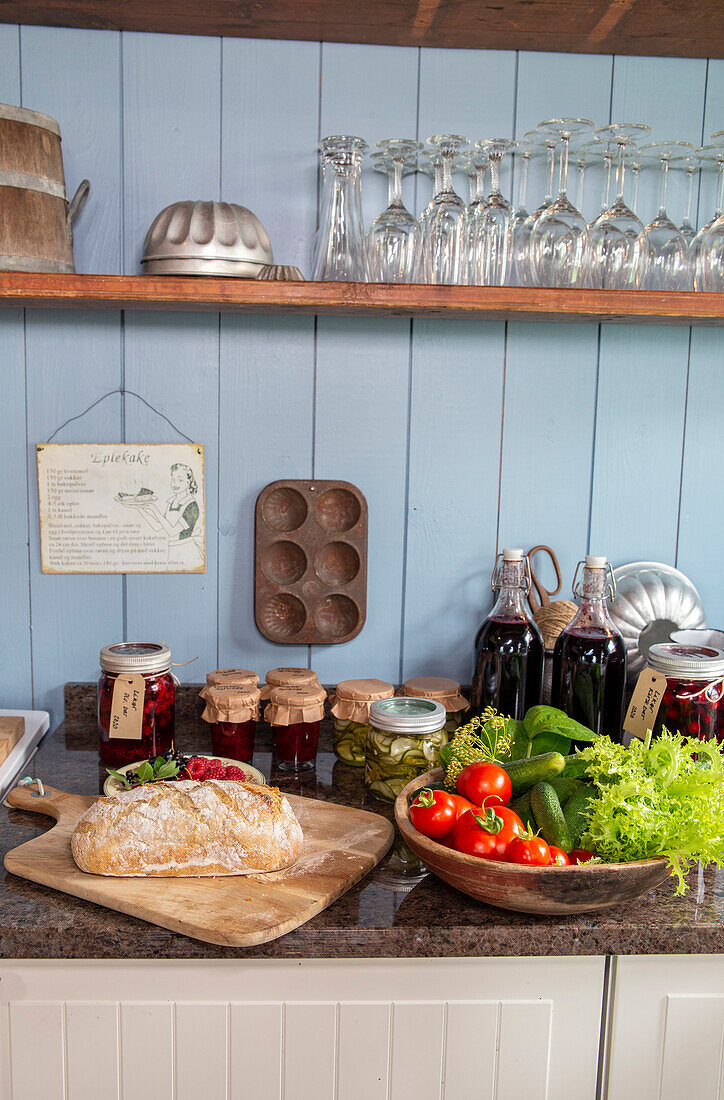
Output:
top-left (206, 668), bottom-right (259, 690)
top-left (260, 666), bottom-right (321, 701)
top-left (265, 684), bottom-right (327, 771)
top-left (648, 643), bottom-right (724, 742)
top-left (98, 643), bottom-right (175, 767)
top-left (199, 683), bottom-right (260, 763)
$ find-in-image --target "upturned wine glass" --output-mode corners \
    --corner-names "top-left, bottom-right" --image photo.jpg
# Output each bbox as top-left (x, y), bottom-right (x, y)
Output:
top-left (510, 137), bottom-right (547, 285)
top-left (635, 141), bottom-right (694, 290)
top-left (460, 150), bottom-right (490, 282)
top-left (695, 132), bottom-right (724, 291)
top-left (468, 137), bottom-right (515, 285)
top-left (530, 118), bottom-right (594, 287)
top-left (366, 139), bottom-right (422, 283)
top-left (670, 154), bottom-right (699, 242)
top-left (690, 145), bottom-right (724, 290)
top-left (420, 134), bottom-right (469, 284)
top-left (585, 123), bottom-right (649, 289)
top-left (312, 135), bottom-right (369, 281)
top-left (515, 132), bottom-right (558, 285)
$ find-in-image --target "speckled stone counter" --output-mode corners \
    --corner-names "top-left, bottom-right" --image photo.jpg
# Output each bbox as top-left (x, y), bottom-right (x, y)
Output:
top-left (1, 683), bottom-right (723, 959)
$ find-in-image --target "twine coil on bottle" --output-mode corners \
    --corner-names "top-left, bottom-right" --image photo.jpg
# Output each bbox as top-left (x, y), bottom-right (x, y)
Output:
top-left (533, 600), bottom-right (578, 649)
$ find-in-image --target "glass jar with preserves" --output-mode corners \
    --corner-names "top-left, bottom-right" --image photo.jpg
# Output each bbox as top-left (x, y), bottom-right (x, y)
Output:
top-left (330, 678), bottom-right (395, 766)
top-left (402, 677), bottom-right (469, 735)
top-left (199, 683), bottom-right (261, 763)
top-left (648, 643), bottom-right (724, 742)
top-left (260, 666), bottom-right (321, 701)
top-left (364, 697), bottom-right (448, 803)
top-left (98, 642), bottom-right (175, 767)
top-left (206, 668), bottom-right (259, 690)
top-left (265, 684), bottom-right (327, 771)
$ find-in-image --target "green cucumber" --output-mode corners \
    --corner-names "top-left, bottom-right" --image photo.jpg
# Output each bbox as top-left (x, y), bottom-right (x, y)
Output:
top-left (560, 754), bottom-right (590, 780)
top-left (503, 752), bottom-right (566, 797)
top-left (530, 782), bottom-right (573, 853)
top-left (563, 784), bottom-right (597, 848)
top-left (511, 790), bottom-right (536, 831)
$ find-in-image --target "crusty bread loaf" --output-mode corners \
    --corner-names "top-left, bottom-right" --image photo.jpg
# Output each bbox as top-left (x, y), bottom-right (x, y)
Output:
top-left (71, 780), bottom-right (303, 877)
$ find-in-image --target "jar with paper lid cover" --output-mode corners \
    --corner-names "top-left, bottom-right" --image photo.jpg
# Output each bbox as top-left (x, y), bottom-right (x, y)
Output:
top-left (365, 697), bottom-right (448, 803)
top-left (648, 643), bottom-right (724, 742)
top-left (402, 676), bottom-right (469, 735)
top-left (330, 678), bottom-right (395, 766)
top-left (260, 666), bottom-right (321, 700)
top-left (265, 683), bottom-right (327, 771)
top-left (97, 642), bottom-right (175, 767)
top-left (205, 668), bottom-right (259, 689)
top-left (199, 683), bottom-right (261, 763)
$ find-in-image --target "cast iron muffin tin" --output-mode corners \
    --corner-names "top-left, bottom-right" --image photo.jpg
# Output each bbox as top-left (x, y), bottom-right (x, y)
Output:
top-left (255, 479), bottom-right (368, 645)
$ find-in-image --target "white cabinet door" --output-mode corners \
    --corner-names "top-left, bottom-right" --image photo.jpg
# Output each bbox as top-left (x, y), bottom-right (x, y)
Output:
top-left (606, 955), bottom-right (724, 1100)
top-left (0, 956), bottom-right (604, 1100)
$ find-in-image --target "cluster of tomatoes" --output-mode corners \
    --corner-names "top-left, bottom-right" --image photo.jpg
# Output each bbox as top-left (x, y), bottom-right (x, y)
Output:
top-left (409, 762), bottom-right (594, 867)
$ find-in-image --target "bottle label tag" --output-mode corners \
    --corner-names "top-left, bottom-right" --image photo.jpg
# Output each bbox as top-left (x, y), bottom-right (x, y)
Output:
top-left (109, 674), bottom-right (146, 740)
top-left (623, 668), bottom-right (667, 740)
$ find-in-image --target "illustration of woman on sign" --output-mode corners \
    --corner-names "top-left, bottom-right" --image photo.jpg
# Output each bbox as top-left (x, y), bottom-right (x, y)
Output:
top-left (136, 463), bottom-right (204, 570)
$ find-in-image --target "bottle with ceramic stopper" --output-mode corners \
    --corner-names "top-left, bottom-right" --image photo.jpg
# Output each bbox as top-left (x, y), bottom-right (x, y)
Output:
top-left (471, 548), bottom-right (544, 719)
top-left (552, 555), bottom-right (627, 743)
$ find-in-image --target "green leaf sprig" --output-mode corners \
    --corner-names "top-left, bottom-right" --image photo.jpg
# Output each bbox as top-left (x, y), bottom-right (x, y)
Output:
top-left (106, 755), bottom-right (182, 790)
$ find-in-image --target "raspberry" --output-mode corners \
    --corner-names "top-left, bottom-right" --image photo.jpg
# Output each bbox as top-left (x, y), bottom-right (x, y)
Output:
top-left (223, 766), bottom-right (247, 781)
top-left (204, 760), bottom-right (227, 779)
top-left (185, 757), bottom-right (207, 781)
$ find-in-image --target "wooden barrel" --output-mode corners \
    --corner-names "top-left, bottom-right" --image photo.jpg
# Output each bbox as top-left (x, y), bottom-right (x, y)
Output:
top-left (0, 103), bottom-right (76, 273)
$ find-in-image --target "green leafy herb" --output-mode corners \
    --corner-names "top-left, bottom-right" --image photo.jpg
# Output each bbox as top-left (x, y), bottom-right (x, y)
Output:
top-left (105, 755), bottom-right (182, 790)
top-left (441, 708), bottom-right (512, 790)
top-left (523, 705), bottom-right (596, 745)
top-left (579, 729), bottom-right (724, 893)
top-left (105, 767), bottom-right (132, 790)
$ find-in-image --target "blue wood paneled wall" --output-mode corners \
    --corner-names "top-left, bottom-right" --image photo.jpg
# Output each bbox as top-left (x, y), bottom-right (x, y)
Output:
top-left (0, 25), bottom-right (721, 720)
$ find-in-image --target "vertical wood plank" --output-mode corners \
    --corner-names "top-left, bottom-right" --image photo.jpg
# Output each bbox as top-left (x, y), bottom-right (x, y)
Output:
top-left (389, 1003), bottom-right (444, 1100)
top-left (660, 995), bottom-right (724, 1100)
top-left (66, 1002), bottom-right (119, 1099)
top-left (283, 1003), bottom-right (336, 1100)
top-left (230, 1003), bottom-right (282, 1100)
top-left (496, 1001), bottom-right (552, 1100)
top-left (122, 32), bottom-right (221, 674)
top-left (217, 38), bottom-right (318, 674)
top-left (443, 1002), bottom-right (497, 1100)
top-left (9, 1002), bottom-right (64, 1100)
top-left (337, 1002), bottom-right (390, 1100)
top-left (120, 1003), bottom-right (173, 1100)
top-left (176, 1003), bottom-right (227, 1100)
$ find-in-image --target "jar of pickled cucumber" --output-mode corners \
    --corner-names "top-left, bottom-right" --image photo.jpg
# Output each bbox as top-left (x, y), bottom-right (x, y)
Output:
top-left (364, 697), bottom-right (448, 803)
top-left (402, 677), bottom-right (469, 735)
top-left (330, 678), bottom-right (395, 766)
top-left (260, 666), bottom-right (321, 700)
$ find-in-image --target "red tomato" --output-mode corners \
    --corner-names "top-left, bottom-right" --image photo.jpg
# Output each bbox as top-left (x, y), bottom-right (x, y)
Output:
top-left (506, 835), bottom-right (552, 866)
top-left (448, 792), bottom-right (477, 820)
top-left (548, 845), bottom-right (571, 866)
top-left (410, 788), bottom-right (457, 839)
top-left (569, 848), bottom-right (596, 865)
top-left (456, 762), bottom-right (512, 807)
top-left (452, 805), bottom-right (524, 861)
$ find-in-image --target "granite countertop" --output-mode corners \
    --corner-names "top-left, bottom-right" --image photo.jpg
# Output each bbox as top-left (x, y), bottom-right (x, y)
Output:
top-left (1, 683), bottom-right (723, 960)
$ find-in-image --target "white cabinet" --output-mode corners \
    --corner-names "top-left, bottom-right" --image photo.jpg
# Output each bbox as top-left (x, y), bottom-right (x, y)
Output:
top-left (0, 956), bottom-right (605, 1100)
top-left (605, 955), bottom-right (724, 1100)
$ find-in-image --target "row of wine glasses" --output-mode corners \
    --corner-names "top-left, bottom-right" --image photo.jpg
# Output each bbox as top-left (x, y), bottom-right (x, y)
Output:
top-left (310, 124), bottom-right (724, 289)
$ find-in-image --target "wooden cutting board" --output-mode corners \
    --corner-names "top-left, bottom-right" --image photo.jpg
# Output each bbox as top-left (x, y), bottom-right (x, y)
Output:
top-left (3, 783), bottom-right (394, 947)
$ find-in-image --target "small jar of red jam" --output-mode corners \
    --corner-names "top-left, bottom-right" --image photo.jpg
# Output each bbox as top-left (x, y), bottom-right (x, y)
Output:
top-left (206, 668), bottom-right (259, 690)
top-left (199, 683), bottom-right (260, 763)
top-left (265, 684), bottom-right (327, 771)
top-left (260, 666), bottom-right (321, 701)
top-left (648, 643), bottom-right (724, 742)
top-left (98, 642), bottom-right (175, 766)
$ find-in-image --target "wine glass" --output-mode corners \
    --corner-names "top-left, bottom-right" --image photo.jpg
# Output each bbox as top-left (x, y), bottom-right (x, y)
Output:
top-left (469, 138), bottom-right (515, 285)
top-left (312, 135), bottom-right (369, 281)
top-left (695, 131), bottom-right (724, 290)
top-left (514, 132), bottom-right (558, 285)
top-left (670, 154), bottom-right (699, 242)
top-left (416, 154), bottom-right (442, 229)
top-left (510, 137), bottom-right (547, 286)
top-left (461, 150), bottom-right (490, 283)
top-left (529, 118), bottom-right (594, 287)
top-left (580, 139), bottom-right (617, 218)
top-left (420, 134), bottom-right (469, 284)
top-left (585, 123), bottom-right (650, 289)
top-left (366, 139), bottom-right (422, 283)
top-left (690, 145), bottom-right (724, 290)
top-left (635, 141), bottom-right (694, 290)
top-left (572, 148), bottom-right (596, 218)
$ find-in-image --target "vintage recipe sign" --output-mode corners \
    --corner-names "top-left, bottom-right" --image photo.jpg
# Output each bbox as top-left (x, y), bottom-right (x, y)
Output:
top-left (37, 443), bottom-right (206, 574)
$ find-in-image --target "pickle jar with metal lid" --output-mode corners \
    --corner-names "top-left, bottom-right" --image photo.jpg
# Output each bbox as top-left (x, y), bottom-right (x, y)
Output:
top-left (265, 683), bottom-right (327, 771)
top-left (364, 697), bottom-right (448, 803)
top-left (199, 683), bottom-right (261, 763)
top-left (402, 676), bottom-right (469, 735)
top-left (260, 666), bottom-right (321, 700)
top-left (648, 643), bottom-right (724, 742)
top-left (330, 678), bottom-right (395, 766)
top-left (98, 642), bottom-right (175, 767)
top-left (205, 667), bottom-right (259, 689)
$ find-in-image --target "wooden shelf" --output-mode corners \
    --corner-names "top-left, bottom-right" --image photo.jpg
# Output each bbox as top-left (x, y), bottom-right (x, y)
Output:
top-left (0, 0), bottom-right (718, 58)
top-left (0, 273), bottom-right (722, 326)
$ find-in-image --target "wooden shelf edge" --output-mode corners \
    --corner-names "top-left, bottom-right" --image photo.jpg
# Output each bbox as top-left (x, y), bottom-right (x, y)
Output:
top-left (0, 273), bottom-right (722, 326)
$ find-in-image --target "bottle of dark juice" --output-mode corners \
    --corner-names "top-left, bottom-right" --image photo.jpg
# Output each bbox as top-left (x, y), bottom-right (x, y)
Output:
top-left (471, 548), bottom-right (544, 719)
top-left (552, 555), bottom-right (626, 744)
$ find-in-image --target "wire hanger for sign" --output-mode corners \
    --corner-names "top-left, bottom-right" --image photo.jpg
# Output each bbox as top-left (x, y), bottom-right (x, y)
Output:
top-left (44, 387), bottom-right (196, 445)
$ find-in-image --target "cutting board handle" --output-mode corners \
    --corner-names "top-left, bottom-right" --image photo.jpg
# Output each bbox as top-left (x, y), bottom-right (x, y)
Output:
top-left (5, 781), bottom-right (76, 822)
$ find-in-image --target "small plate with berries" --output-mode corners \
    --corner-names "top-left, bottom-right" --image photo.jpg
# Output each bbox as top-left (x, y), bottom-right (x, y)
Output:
top-left (103, 749), bottom-right (265, 796)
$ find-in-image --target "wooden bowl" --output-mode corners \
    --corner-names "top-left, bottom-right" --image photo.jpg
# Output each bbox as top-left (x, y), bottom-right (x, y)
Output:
top-left (394, 769), bottom-right (671, 915)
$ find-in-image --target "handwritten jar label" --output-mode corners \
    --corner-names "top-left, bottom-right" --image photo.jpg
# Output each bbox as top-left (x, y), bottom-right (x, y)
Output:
top-left (109, 674), bottom-right (146, 740)
top-left (624, 667), bottom-right (668, 741)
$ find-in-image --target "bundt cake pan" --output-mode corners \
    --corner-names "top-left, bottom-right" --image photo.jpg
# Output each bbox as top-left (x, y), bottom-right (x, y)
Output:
top-left (141, 199), bottom-right (273, 276)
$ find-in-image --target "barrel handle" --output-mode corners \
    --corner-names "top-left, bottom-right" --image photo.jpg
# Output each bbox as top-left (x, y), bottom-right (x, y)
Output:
top-left (67, 179), bottom-right (90, 229)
